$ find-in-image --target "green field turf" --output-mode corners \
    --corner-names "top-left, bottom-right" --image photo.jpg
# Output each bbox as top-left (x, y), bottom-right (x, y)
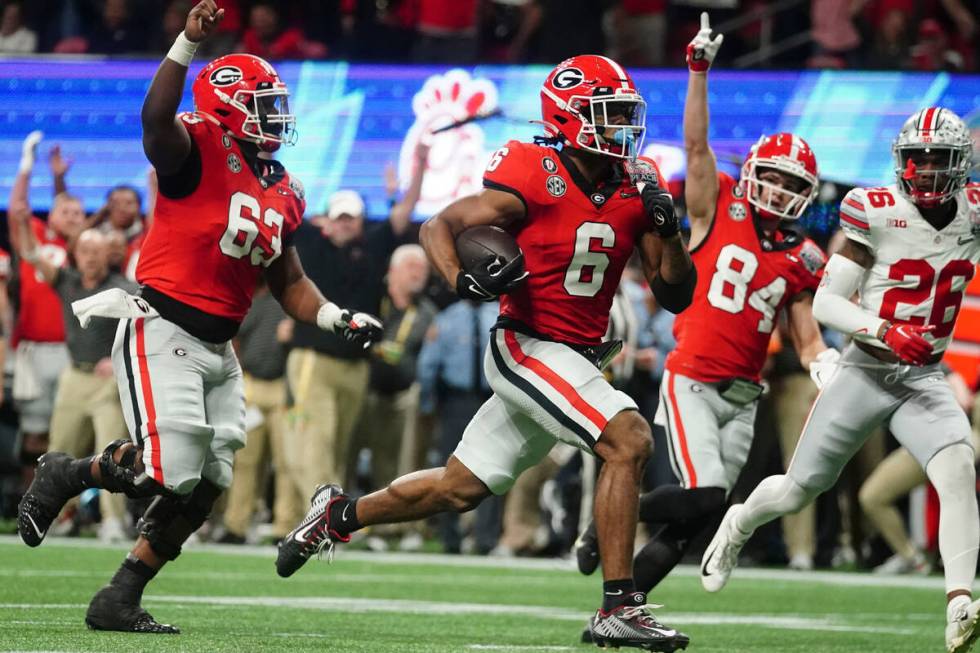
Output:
top-left (0, 535), bottom-right (952, 652)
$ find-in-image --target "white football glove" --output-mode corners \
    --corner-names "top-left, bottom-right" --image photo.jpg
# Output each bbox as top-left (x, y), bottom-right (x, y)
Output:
top-left (686, 12), bottom-right (724, 73)
top-left (808, 348), bottom-right (841, 390)
top-left (19, 130), bottom-right (43, 174)
top-left (316, 302), bottom-right (383, 349)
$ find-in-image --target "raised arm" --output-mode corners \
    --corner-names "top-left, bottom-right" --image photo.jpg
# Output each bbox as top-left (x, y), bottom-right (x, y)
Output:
top-left (141, 1), bottom-right (224, 175)
top-left (419, 188), bottom-right (525, 301)
top-left (8, 201), bottom-right (57, 285)
top-left (683, 13), bottom-right (724, 229)
top-left (388, 142), bottom-right (431, 237)
top-left (49, 145), bottom-right (70, 197)
top-left (9, 131), bottom-right (42, 254)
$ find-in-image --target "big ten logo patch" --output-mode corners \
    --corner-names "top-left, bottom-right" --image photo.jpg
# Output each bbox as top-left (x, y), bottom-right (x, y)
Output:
top-left (886, 218), bottom-right (908, 228)
top-left (398, 70), bottom-right (499, 216)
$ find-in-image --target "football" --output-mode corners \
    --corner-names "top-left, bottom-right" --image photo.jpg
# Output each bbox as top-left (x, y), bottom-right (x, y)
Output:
top-left (455, 225), bottom-right (524, 277)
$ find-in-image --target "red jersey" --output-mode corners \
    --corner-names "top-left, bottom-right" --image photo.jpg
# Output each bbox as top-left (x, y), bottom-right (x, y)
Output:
top-left (137, 112), bottom-right (305, 322)
top-left (483, 141), bottom-right (652, 345)
top-left (14, 218), bottom-right (67, 344)
top-left (666, 173), bottom-right (826, 383)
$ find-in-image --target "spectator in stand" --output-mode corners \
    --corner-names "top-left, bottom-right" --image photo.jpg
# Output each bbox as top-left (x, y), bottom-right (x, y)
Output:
top-left (523, 0), bottom-right (605, 63)
top-left (0, 1), bottom-right (37, 53)
top-left (87, 185), bottom-right (144, 243)
top-left (349, 245), bottom-right (437, 492)
top-left (604, 0), bottom-right (667, 67)
top-left (7, 209), bottom-right (136, 543)
top-left (220, 280), bottom-right (300, 544)
top-left (85, 0), bottom-right (145, 55)
top-left (865, 6), bottom-right (911, 70)
top-left (412, 0), bottom-right (479, 64)
top-left (417, 297), bottom-right (500, 554)
top-left (810, 0), bottom-right (863, 68)
top-left (910, 18), bottom-right (963, 71)
top-left (239, 2), bottom-right (326, 60)
top-left (8, 132), bottom-right (81, 494)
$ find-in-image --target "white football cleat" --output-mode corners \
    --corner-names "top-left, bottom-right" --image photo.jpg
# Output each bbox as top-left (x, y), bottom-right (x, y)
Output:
top-left (946, 597), bottom-right (980, 653)
top-left (700, 504), bottom-right (746, 593)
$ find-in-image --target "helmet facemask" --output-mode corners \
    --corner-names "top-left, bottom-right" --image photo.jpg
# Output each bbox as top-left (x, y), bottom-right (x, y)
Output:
top-left (742, 162), bottom-right (817, 221)
top-left (560, 89), bottom-right (646, 160)
top-left (220, 82), bottom-right (297, 152)
top-left (894, 145), bottom-right (970, 208)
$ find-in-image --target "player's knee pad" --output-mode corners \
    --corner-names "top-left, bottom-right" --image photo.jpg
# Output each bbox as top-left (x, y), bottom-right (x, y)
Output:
top-left (98, 439), bottom-right (169, 499)
top-left (138, 478), bottom-right (223, 561)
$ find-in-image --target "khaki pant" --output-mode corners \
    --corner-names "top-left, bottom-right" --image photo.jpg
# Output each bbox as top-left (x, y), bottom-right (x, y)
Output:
top-left (48, 365), bottom-right (127, 521)
top-left (497, 453), bottom-right (562, 552)
top-left (223, 375), bottom-right (303, 538)
top-left (283, 349), bottom-right (369, 496)
top-left (349, 384), bottom-right (421, 489)
top-left (771, 372), bottom-right (818, 559)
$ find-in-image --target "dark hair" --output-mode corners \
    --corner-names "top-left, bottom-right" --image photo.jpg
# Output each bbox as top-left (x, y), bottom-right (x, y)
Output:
top-left (106, 184), bottom-right (143, 207)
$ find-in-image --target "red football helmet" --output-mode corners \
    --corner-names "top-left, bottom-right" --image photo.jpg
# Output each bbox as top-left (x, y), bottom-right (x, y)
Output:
top-left (539, 55), bottom-right (646, 160)
top-left (192, 53), bottom-right (296, 152)
top-left (740, 133), bottom-right (819, 221)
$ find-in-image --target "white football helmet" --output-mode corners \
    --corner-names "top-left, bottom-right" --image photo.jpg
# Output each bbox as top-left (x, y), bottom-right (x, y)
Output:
top-left (892, 107), bottom-right (973, 207)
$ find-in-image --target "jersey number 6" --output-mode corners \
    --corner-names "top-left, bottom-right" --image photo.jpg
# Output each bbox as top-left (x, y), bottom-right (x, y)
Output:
top-left (564, 222), bottom-right (615, 297)
top-left (220, 191), bottom-right (284, 267)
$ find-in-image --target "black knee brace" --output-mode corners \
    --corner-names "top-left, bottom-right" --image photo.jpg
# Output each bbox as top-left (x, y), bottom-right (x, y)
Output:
top-left (138, 478), bottom-right (223, 561)
top-left (97, 439), bottom-right (165, 499)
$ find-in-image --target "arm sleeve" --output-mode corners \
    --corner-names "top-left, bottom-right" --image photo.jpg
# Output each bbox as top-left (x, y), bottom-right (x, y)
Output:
top-left (811, 253), bottom-right (887, 343)
top-left (838, 188), bottom-right (873, 248)
top-left (482, 141), bottom-right (529, 214)
top-left (156, 134), bottom-right (202, 200)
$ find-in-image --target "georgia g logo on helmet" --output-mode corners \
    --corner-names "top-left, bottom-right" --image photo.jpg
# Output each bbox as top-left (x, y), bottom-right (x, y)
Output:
top-left (552, 68), bottom-right (584, 90)
top-left (209, 66), bottom-right (243, 87)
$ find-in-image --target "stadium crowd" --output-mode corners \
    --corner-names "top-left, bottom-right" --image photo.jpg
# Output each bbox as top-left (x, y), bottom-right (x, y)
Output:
top-left (1, 121), bottom-right (976, 578)
top-left (0, 0), bottom-right (977, 71)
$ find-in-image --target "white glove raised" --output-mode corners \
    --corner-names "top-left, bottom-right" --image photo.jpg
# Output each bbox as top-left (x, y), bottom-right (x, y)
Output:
top-left (808, 348), bottom-right (841, 390)
top-left (19, 130), bottom-right (43, 174)
top-left (686, 12), bottom-right (724, 73)
top-left (316, 302), bottom-right (383, 349)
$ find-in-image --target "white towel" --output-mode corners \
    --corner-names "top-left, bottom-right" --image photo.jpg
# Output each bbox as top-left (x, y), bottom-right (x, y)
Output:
top-left (71, 288), bottom-right (158, 328)
top-left (12, 342), bottom-right (41, 401)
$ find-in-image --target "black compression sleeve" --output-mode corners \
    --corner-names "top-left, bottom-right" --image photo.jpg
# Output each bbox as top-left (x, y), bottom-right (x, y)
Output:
top-left (156, 138), bottom-right (202, 200)
top-left (651, 265), bottom-right (697, 314)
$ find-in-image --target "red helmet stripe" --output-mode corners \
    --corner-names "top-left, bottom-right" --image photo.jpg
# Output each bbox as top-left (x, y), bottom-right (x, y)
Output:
top-left (921, 107), bottom-right (937, 133)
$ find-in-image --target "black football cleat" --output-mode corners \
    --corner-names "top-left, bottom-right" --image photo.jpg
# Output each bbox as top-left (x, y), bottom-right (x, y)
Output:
top-left (276, 484), bottom-right (350, 578)
top-left (573, 521), bottom-right (600, 576)
top-left (85, 584), bottom-right (179, 634)
top-left (580, 619), bottom-right (594, 644)
top-left (18, 452), bottom-right (78, 547)
top-left (589, 596), bottom-right (689, 652)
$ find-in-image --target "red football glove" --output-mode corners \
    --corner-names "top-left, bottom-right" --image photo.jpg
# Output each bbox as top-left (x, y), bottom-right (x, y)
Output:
top-left (686, 12), bottom-right (724, 73)
top-left (882, 323), bottom-right (935, 366)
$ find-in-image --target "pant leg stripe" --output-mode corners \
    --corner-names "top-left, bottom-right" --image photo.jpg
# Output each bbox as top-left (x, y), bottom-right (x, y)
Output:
top-left (502, 330), bottom-right (609, 433)
top-left (134, 318), bottom-right (164, 484)
top-left (658, 382), bottom-right (685, 484)
top-left (489, 331), bottom-right (596, 447)
top-left (666, 372), bottom-right (698, 488)
top-left (121, 319), bottom-right (145, 449)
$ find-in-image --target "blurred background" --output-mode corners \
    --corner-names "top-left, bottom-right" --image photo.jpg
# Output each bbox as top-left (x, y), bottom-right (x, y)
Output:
top-left (0, 0), bottom-right (977, 580)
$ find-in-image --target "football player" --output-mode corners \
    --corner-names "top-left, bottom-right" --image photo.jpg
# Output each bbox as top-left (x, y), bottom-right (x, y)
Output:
top-left (16, 0), bottom-right (382, 633)
top-left (700, 106), bottom-right (980, 653)
top-left (276, 54), bottom-right (697, 651)
top-left (574, 13), bottom-right (834, 629)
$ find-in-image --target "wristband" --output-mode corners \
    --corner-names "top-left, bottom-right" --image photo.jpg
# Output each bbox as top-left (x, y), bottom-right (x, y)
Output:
top-left (22, 247), bottom-right (40, 265)
top-left (166, 32), bottom-right (198, 67)
top-left (316, 302), bottom-right (344, 332)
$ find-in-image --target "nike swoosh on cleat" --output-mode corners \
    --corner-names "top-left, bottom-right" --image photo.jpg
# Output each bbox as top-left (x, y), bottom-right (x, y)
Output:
top-left (604, 589), bottom-right (623, 596)
top-left (341, 503), bottom-right (350, 522)
top-left (701, 544), bottom-right (716, 577)
top-left (293, 520), bottom-right (319, 544)
top-left (25, 513), bottom-right (46, 540)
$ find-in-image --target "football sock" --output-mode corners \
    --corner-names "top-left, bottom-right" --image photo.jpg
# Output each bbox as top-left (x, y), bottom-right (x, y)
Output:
top-left (638, 486), bottom-right (725, 524)
top-left (110, 554), bottom-right (159, 603)
top-left (601, 579), bottom-right (638, 612)
top-left (633, 526), bottom-right (686, 593)
top-left (329, 496), bottom-right (362, 537)
top-left (733, 474), bottom-right (817, 542)
top-left (69, 456), bottom-right (98, 492)
top-left (926, 444), bottom-right (979, 595)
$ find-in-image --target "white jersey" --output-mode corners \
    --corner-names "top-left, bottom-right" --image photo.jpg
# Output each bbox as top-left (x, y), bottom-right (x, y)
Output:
top-left (838, 182), bottom-right (980, 353)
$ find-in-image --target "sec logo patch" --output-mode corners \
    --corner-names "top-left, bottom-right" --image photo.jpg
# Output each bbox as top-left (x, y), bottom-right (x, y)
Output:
top-left (728, 202), bottom-right (747, 221)
top-left (227, 154), bottom-right (242, 173)
top-left (546, 175), bottom-right (567, 197)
